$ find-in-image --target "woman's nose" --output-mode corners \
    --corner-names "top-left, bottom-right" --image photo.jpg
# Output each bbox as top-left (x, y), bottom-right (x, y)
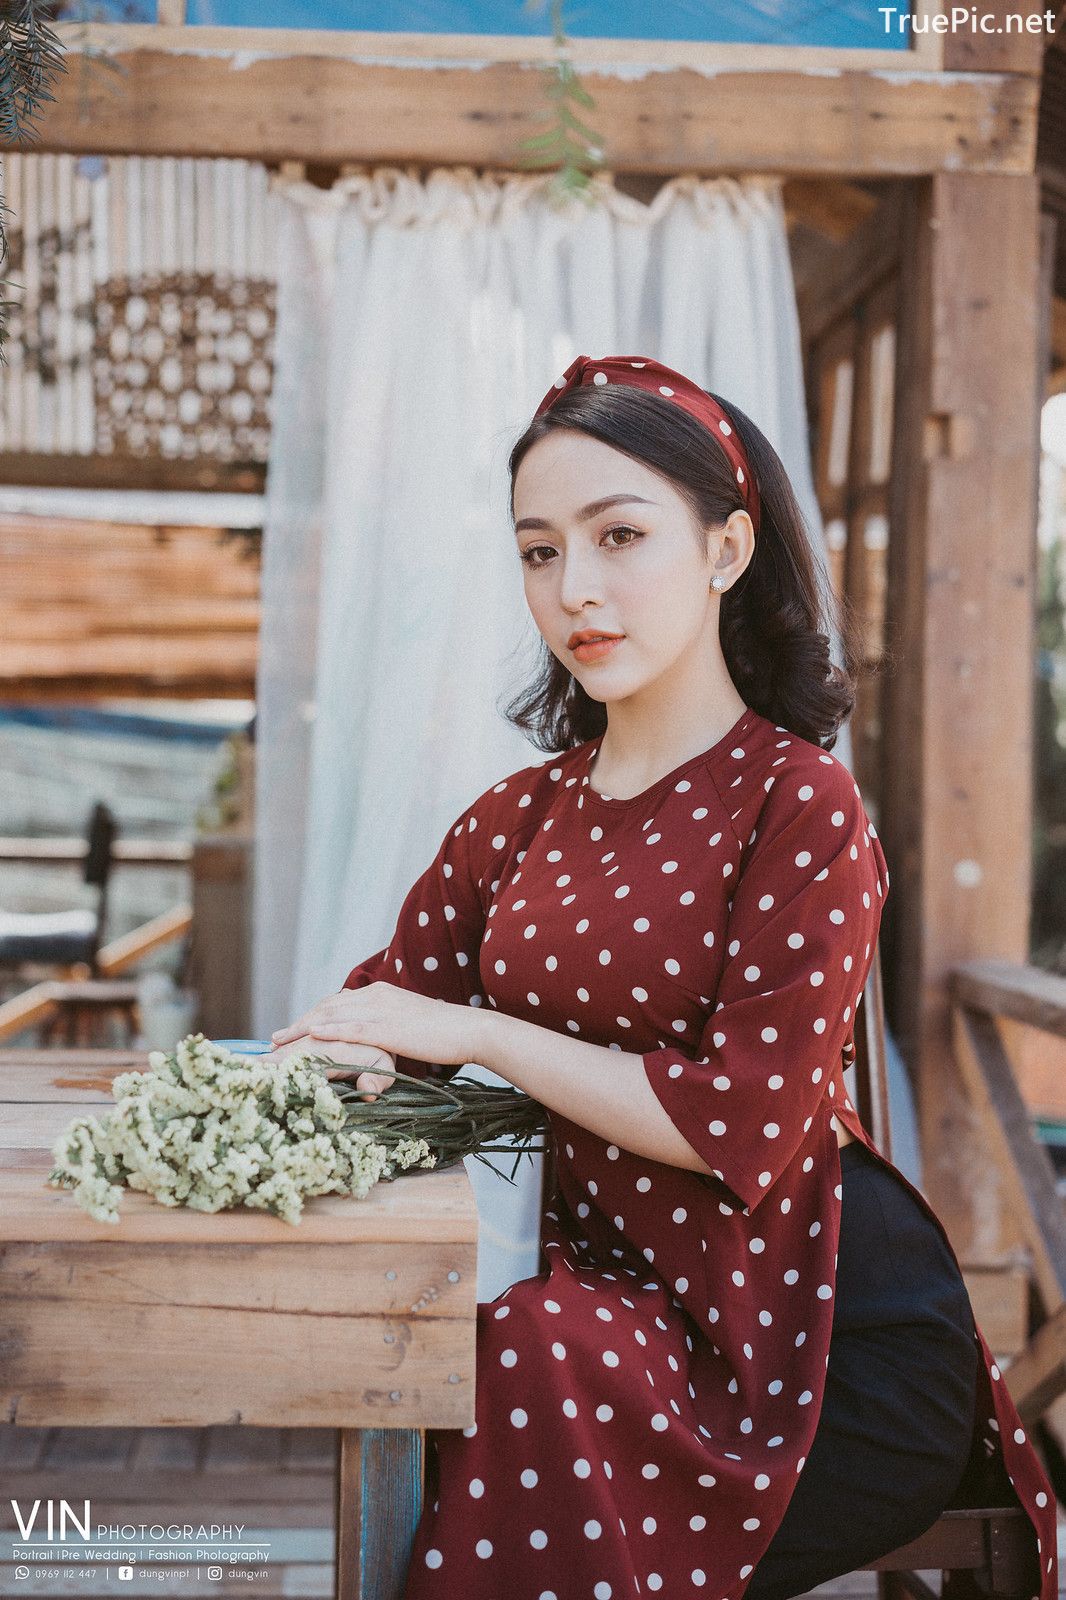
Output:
top-left (558, 552), bottom-right (604, 613)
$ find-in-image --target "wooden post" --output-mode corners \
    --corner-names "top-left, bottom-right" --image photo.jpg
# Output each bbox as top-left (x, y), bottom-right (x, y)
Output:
top-left (189, 832), bottom-right (253, 1039)
top-left (881, 173), bottom-right (1042, 1258)
top-left (335, 1429), bottom-right (425, 1600)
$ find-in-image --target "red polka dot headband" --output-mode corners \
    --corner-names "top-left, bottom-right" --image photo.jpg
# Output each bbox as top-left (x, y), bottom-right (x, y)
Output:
top-left (534, 354), bottom-right (761, 537)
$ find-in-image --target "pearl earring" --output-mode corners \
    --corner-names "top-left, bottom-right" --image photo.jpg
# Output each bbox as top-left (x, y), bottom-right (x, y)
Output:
top-left (710, 575), bottom-right (727, 591)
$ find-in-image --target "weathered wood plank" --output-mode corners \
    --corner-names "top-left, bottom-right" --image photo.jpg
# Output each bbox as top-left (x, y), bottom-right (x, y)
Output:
top-left (951, 958), bottom-right (1066, 1038)
top-left (0, 1061), bottom-right (128, 1100)
top-left (1, 1240), bottom-right (477, 1318)
top-left (0, 452), bottom-right (265, 494)
top-left (998, 1302), bottom-right (1066, 1425)
top-left (864, 1508), bottom-right (1030, 1571)
top-left (336, 1429), bottom-right (423, 1600)
top-left (0, 1165), bottom-right (479, 1244)
top-left (27, 51), bottom-right (1038, 175)
top-left (0, 1049), bottom-right (146, 1075)
top-left (96, 906), bottom-right (193, 975)
top-left (880, 173), bottom-right (1042, 1259)
top-left (959, 1260), bottom-right (1031, 1357)
top-left (0, 838), bottom-right (192, 866)
top-left (0, 1238), bottom-right (477, 1427)
top-left (942, 0), bottom-right (1050, 74)
top-left (0, 1457), bottom-right (333, 1509)
top-left (950, 1006), bottom-right (1066, 1317)
top-left (797, 186), bottom-right (905, 350)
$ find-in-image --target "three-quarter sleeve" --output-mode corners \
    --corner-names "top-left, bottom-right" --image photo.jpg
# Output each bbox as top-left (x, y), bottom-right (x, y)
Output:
top-left (340, 794), bottom-right (492, 1082)
top-left (641, 757), bottom-right (889, 1214)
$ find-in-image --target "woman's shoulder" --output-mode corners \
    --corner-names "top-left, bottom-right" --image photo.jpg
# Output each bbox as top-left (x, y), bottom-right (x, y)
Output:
top-left (734, 713), bottom-right (874, 845)
top-left (458, 741), bottom-right (588, 832)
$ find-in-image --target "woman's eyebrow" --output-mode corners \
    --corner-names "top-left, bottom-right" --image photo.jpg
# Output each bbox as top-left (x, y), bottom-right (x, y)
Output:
top-left (514, 494), bottom-right (659, 535)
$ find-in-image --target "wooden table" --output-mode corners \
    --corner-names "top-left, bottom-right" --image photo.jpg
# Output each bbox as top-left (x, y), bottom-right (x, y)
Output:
top-left (0, 1049), bottom-right (479, 1600)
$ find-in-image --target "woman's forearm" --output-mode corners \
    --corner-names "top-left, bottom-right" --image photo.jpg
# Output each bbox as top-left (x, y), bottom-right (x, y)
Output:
top-left (468, 1007), bottom-right (715, 1177)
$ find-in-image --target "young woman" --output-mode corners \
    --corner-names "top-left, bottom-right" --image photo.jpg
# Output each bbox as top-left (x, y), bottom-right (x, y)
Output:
top-left (268, 355), bottom-right (1057, 1600)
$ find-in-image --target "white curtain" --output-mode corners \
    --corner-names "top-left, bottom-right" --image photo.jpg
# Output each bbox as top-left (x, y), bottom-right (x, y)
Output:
top-left (253, 165), bottom-right (840, 1301)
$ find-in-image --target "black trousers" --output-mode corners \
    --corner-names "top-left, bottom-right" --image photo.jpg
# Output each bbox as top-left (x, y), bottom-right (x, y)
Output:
top-left (745, 1139), bottom-right (981, 1600)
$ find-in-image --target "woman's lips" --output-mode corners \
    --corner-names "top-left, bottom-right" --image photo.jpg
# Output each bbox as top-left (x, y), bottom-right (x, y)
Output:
top-left (572, 637), bottom-right (624, 662)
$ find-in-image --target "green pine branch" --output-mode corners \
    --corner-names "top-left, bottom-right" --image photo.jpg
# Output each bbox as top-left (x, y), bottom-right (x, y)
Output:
top-left (518, 0), bottom-right (606, 205)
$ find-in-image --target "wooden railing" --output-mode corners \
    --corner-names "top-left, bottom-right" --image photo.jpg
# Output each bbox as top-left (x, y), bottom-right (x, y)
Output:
top-left (949, 959), bottom-right (1066, 1426)
top-left (0, 837), bottom-right (192, 866)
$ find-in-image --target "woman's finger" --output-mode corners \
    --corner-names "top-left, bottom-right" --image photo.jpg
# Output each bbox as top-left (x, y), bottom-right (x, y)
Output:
top-left (308, 1025), bottom-right (369, 1045)
top-left (272, 1006), bottom-right (330, 1043)
top-left (271, 1020), bottom-right (309, 1043)
top-left (354, 1070), bottom-right (393, 1102)
top-left (272, 990), bottom-right (356, 1045)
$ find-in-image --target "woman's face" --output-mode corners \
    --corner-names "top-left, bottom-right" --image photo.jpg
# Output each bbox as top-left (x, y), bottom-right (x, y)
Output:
top-left (512, 428), bottom-right (739, 703)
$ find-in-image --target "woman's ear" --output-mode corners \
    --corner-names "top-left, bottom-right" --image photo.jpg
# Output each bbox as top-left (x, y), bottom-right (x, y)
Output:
top-left (709, 510), bottom-right (755, 585)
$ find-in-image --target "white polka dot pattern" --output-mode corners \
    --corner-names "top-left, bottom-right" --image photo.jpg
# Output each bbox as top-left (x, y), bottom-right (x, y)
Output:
top-left (342, 707), bottom-right (1055, 1600)
top-left (640, 752), bottom-right (883, 1213)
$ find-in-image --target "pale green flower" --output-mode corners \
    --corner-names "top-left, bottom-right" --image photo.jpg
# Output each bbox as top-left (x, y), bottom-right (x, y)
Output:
top-left (48, 1035), bottom-right (434, 1225)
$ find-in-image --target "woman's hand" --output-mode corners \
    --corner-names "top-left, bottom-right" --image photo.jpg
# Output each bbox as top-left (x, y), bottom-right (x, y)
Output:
top-left (270, 982), bottom-right (482, 1076)
top-left (258, 1036), bottom-right (396, 1101)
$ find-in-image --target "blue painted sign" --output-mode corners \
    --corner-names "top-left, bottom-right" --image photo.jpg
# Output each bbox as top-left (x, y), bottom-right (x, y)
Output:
top-left (69, 0), bottom-right (913, 50)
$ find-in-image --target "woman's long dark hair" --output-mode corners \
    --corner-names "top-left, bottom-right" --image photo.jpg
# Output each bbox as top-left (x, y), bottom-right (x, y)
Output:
top-left (503, 384), bottom-right (869, 754)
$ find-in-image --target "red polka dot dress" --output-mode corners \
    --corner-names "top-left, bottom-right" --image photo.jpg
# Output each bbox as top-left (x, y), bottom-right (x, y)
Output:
top-left (343, 706), bottom-right (1057, 1600)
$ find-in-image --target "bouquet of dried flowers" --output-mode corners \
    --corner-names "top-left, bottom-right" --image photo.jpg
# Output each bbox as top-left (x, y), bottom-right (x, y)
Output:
top-left (48, 1033), bottom-right (550, 1226)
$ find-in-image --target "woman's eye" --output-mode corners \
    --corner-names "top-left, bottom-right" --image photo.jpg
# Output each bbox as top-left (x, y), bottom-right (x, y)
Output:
top-left (519, 526), bottom-right (642, 568)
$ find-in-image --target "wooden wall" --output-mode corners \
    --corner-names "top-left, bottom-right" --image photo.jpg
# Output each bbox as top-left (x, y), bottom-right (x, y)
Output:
top-left (0, 514), bottom-right (260, 699)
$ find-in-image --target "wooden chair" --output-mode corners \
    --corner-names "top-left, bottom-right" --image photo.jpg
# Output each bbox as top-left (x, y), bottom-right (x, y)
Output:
top-left (0, 800), bottom-right (118, 983)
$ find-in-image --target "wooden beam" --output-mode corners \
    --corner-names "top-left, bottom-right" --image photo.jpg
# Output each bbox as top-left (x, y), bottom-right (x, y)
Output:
top-left (27, 51), bottom-right (1038, 175)
top-left (0, 638), bottom-right (258, 690)
top-left (796, 184), bottom-right (905, 347)
top-left (0, 983), bottom-right (63, 1044)
top-left (0, 838), bottom-right (192, 867)
top-left (942, 0), bottom-right (1052, 74)
top-left (959, 1259), bottom-right (1031, 1356)
top-left (1003, 1304), bottom-right (1066, 1424)
top-left (335, 1429), bottom-right (424, 1600)
top-left (950, 959), bottom-right (1066, 1037)
top-left (0, 453), bottom-right (266, 495)
top-left (782, 178), bottom-right (881, 244)
top-left (0, 676), bottom-right (258, 701)
top-left (96, 905), bottom-right (192, 975)
top-left (950, 1006), bottom-right (1066, 1315)
top-left (865, 1509), bottom-right (1032, 1577)
top-left (881, 173), bottom-right (1042, 1256)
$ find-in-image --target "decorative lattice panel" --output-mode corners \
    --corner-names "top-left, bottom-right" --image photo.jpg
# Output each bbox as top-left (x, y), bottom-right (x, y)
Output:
top-left (1, 154), bottom-right (277, 465)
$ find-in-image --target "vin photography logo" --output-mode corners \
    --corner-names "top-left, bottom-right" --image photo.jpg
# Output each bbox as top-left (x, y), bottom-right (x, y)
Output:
top-left (6, 1500), bottom-right (271, 1581)
top-left (10, 1500), bottom-right (92, 1541)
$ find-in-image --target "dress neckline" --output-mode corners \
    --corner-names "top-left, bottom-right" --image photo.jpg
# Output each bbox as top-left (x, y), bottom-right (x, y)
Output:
top-left (580, 706), bottom-right (756, 810)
